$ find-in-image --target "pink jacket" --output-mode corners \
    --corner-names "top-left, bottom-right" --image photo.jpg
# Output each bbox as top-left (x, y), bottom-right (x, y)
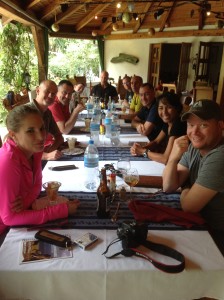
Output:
top-left (0, 139), bottom-right (68, 234)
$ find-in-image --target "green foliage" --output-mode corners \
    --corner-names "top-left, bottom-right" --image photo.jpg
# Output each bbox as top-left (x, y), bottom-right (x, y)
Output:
top-left (48, 38), bottom-right (100, 82)
top-left (0, 23), bottom-right (36, 94)
top-left (0, 100), bottom-right (8, 126)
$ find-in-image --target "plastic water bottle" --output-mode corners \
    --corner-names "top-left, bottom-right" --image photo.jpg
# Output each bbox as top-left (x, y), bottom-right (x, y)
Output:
top-left (111, 114), bottom-right (120, 146)
top-left (84, 140), bottom-right (99, 190)
top-left (86, 97), bottom-right (94, 116)
top-left (107, 96), bottom-right (112, 111)
top-left (93, 98), bottom-right (101, 116)
top-left (105, 109), bottom-right (112, 138)
top-left (90, 113), bottom-right (100, 145)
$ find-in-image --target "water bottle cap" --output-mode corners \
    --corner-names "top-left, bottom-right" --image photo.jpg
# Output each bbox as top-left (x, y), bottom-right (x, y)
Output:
top-left (89, 139), bottom-right (94, 144)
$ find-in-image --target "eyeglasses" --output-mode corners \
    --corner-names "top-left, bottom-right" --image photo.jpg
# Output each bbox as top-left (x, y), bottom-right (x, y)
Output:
top-left (123, 82), bottom-right (130, 85)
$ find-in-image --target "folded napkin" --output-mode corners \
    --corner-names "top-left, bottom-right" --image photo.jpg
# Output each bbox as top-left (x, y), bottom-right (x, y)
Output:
top-left (128, 199), bottom-right (205, 228)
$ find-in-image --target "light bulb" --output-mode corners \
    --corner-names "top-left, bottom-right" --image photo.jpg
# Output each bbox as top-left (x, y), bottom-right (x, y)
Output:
top-left (51, 23), bottom-right (60, 32)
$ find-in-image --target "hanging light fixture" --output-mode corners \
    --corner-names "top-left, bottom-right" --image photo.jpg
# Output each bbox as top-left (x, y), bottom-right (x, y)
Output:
top-left (148, 28), bottom-right (155, 36)
top-left (51, 11), bottom-right (60, 32)
top-left (122, 12), bottom-right (132, 24)
top-left (112, 23), bottom-right (119, 31)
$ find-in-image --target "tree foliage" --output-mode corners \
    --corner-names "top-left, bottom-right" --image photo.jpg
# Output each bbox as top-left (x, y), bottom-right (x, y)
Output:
top-left (0, 23), bottom-right (36, 96)
top-left (48, 38), bottom-right (100, 82)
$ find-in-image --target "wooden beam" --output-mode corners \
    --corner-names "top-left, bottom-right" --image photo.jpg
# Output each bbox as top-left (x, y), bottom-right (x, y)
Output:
top-left (159, 0), bottom-right (177, 32)
top-left (31, 26), bottom-right (47, 82)
top-left (0, 4), bottom-right (33, 26)
top-left (1, 15), bottom-right (13, 25)
top-left (75, 3), bottom-right (110, 31)
top-left (40, 1), bottom-right (59, 20)
top-left (26, 0), bottom-right (42, 10)
top-left (54, 4), bottom-right (84, 24)
top-left (105, 29), bottom-right (224, 40)
top-left (132, 2), bottom-right (152, 34)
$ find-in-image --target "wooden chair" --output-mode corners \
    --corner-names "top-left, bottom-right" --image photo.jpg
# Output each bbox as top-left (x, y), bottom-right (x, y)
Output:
top-left (193, 81), bottom-right (213, 101)
top-left (117, 76), bottom-right (126, 99)
top-left (2, 92), bottom-right (30, 111)
top-left (74, 76), bottom-right (86, 86)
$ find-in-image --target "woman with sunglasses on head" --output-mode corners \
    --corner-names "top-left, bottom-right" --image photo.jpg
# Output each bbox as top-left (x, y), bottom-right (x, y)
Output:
top-left (0, 105), bottom-right (79, 243)
top-left (130, 92), bottom-right (187, 165)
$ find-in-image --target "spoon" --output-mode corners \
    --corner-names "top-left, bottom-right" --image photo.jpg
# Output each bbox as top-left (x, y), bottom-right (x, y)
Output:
top-left (111, 202), bottom-right (121, 223)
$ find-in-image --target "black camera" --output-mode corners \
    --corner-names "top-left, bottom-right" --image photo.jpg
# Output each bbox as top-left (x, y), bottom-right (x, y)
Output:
top-left (117, 220), bottom-right (148, 248)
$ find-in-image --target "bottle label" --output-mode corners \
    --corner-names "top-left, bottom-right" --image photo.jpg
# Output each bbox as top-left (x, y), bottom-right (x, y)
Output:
top-left (105, 118), bottom-right (112, 125)
top-left (90, 123), bottom-right (100, 131)
top-left (87, 103), bottom-right (93, 109)
top-left (84, 156), bottom-right (99, 168)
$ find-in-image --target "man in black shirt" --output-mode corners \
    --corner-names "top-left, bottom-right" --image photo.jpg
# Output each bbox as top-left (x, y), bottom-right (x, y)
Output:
top-left (91, 70), bottom-right (118, 101)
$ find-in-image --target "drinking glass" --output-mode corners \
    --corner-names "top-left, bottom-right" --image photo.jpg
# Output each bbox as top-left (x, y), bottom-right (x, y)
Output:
top-left (85, 118), bottom-right (91, 131)
top-left (123, 168), bottom-right (139, 201)
top-left (117, 158), bottom-right (131, 176)
top-left (42, 181), bottom-right (61, 206)
top-left (66, 137), bottom-right (76, 154)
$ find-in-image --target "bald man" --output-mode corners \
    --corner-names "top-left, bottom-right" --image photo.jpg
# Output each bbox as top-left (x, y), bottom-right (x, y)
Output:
top-left (27, 80), bottom-right (64, 160)
top-left (91, 70), bottom-right (118, 102)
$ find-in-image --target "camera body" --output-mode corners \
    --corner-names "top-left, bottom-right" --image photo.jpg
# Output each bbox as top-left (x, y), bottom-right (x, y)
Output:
top-left (117, 220), bottom-right (148, 248)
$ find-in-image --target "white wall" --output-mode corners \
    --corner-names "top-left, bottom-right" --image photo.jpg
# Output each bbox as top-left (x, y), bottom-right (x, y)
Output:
top-left (105, 35), bottom-right (224, 92)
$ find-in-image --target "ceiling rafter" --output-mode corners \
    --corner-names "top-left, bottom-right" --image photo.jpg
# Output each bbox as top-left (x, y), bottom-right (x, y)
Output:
top-left (159, 0), bottom-right (177, 32)
top-left (75, 3), bottom-right (110, 31)
top-left (1, 15), bottom-right (13, 25)
top-left (26, 0), bottom-right (42, 10)
top-left (53, 4), bottom-right (84, 24)
top-left (132, 2), bottom-right (154, 34)
top-left (40, 1), bottom-right (60, 20)
top-left (0, 3), bottom-right (33, 26)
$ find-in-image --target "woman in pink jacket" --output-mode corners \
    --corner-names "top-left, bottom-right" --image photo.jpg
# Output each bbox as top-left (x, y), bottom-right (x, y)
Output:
top-left (0, 105), bottom-right (79, 238)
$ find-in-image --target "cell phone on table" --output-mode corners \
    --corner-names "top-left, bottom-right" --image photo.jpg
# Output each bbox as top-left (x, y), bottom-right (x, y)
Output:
top-left (73, 233), bottom-right (98, 250)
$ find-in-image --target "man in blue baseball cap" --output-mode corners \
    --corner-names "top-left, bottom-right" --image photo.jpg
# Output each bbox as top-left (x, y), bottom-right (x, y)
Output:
top-left (163, 100), bottom-right (224, 239)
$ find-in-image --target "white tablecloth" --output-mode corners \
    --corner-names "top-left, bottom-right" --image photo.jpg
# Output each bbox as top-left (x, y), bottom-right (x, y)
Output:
top-left (42, 160), bottom-right (164, 193)
top-left (0, 228), bottom-right (224, 300)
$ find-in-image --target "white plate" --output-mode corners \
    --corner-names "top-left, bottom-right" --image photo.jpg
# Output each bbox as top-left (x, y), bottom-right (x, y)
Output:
top-left (62, 147), bottom-right (84, 156)
top-left (32, 196), bottom-right (68, 210)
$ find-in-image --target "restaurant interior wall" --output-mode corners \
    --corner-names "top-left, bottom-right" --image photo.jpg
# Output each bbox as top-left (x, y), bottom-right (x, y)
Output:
top-left (105, 35), bottom-right (224, 93)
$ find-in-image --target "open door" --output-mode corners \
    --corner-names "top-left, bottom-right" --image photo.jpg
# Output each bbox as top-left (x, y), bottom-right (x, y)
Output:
top-left (148, 43), bottom-right (162, 87)
top-left (148, 43), bottom-right (191, 92)
top-left (177, 43), bottom-right (192, 93)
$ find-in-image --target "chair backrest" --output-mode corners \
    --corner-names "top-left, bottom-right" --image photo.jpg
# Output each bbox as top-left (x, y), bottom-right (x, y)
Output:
top-left (117, 76), bottom-right (126, 99)
top-left (74, 76), bottom-right (86, 86)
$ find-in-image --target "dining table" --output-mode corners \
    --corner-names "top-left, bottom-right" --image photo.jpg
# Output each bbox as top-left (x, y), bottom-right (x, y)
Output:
top-left (0, 115), bottom-right (224, 300)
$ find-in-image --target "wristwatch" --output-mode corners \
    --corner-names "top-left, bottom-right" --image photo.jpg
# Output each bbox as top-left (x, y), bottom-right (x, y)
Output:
top-left (143, 149), bottom-right (150, 158)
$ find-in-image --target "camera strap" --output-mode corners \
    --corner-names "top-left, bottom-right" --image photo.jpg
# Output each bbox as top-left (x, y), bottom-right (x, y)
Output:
top-left (102, 238), bottom-right (185, 273)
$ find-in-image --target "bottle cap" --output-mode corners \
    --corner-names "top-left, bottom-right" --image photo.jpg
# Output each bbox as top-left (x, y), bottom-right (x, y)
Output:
top-left (89, 139), bottom-right (94, 144)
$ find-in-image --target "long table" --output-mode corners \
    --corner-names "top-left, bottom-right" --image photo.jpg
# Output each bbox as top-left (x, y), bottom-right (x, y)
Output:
top-left (0, 119), bottom-right (224, 300)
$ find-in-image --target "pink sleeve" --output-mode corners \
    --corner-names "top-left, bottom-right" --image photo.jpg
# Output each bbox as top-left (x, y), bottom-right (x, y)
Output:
top-left (0, 149), bottom-right (68, 229)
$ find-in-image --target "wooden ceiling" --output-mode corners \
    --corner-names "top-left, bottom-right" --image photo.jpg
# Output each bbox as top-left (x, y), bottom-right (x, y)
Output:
top-left (0, 0), bottom-right (224, 39)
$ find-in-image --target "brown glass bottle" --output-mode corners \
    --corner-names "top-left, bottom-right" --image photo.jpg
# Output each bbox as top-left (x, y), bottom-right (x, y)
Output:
top-left (96, 168), bottom-right (111, 218)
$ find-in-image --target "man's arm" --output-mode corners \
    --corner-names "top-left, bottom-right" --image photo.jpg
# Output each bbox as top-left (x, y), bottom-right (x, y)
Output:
top-left (131, 115), bottom-right (142, 128)
top-left (57, 103), bottom-right (85, 134)
top-left (136, 120), bottom-right (155, 136)
top-left (162, 135), bottom-right (190, 192)
top-left (180, 184), bottom-right (218, 213)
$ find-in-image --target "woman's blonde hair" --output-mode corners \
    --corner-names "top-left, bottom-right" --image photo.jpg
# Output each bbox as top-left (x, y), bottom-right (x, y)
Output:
top-left (6, 104), bottom-right (41, 133)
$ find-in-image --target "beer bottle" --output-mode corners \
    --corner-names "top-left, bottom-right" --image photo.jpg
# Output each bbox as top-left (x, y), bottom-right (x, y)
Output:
top-left (96, 168), bottom-right (111, 218)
